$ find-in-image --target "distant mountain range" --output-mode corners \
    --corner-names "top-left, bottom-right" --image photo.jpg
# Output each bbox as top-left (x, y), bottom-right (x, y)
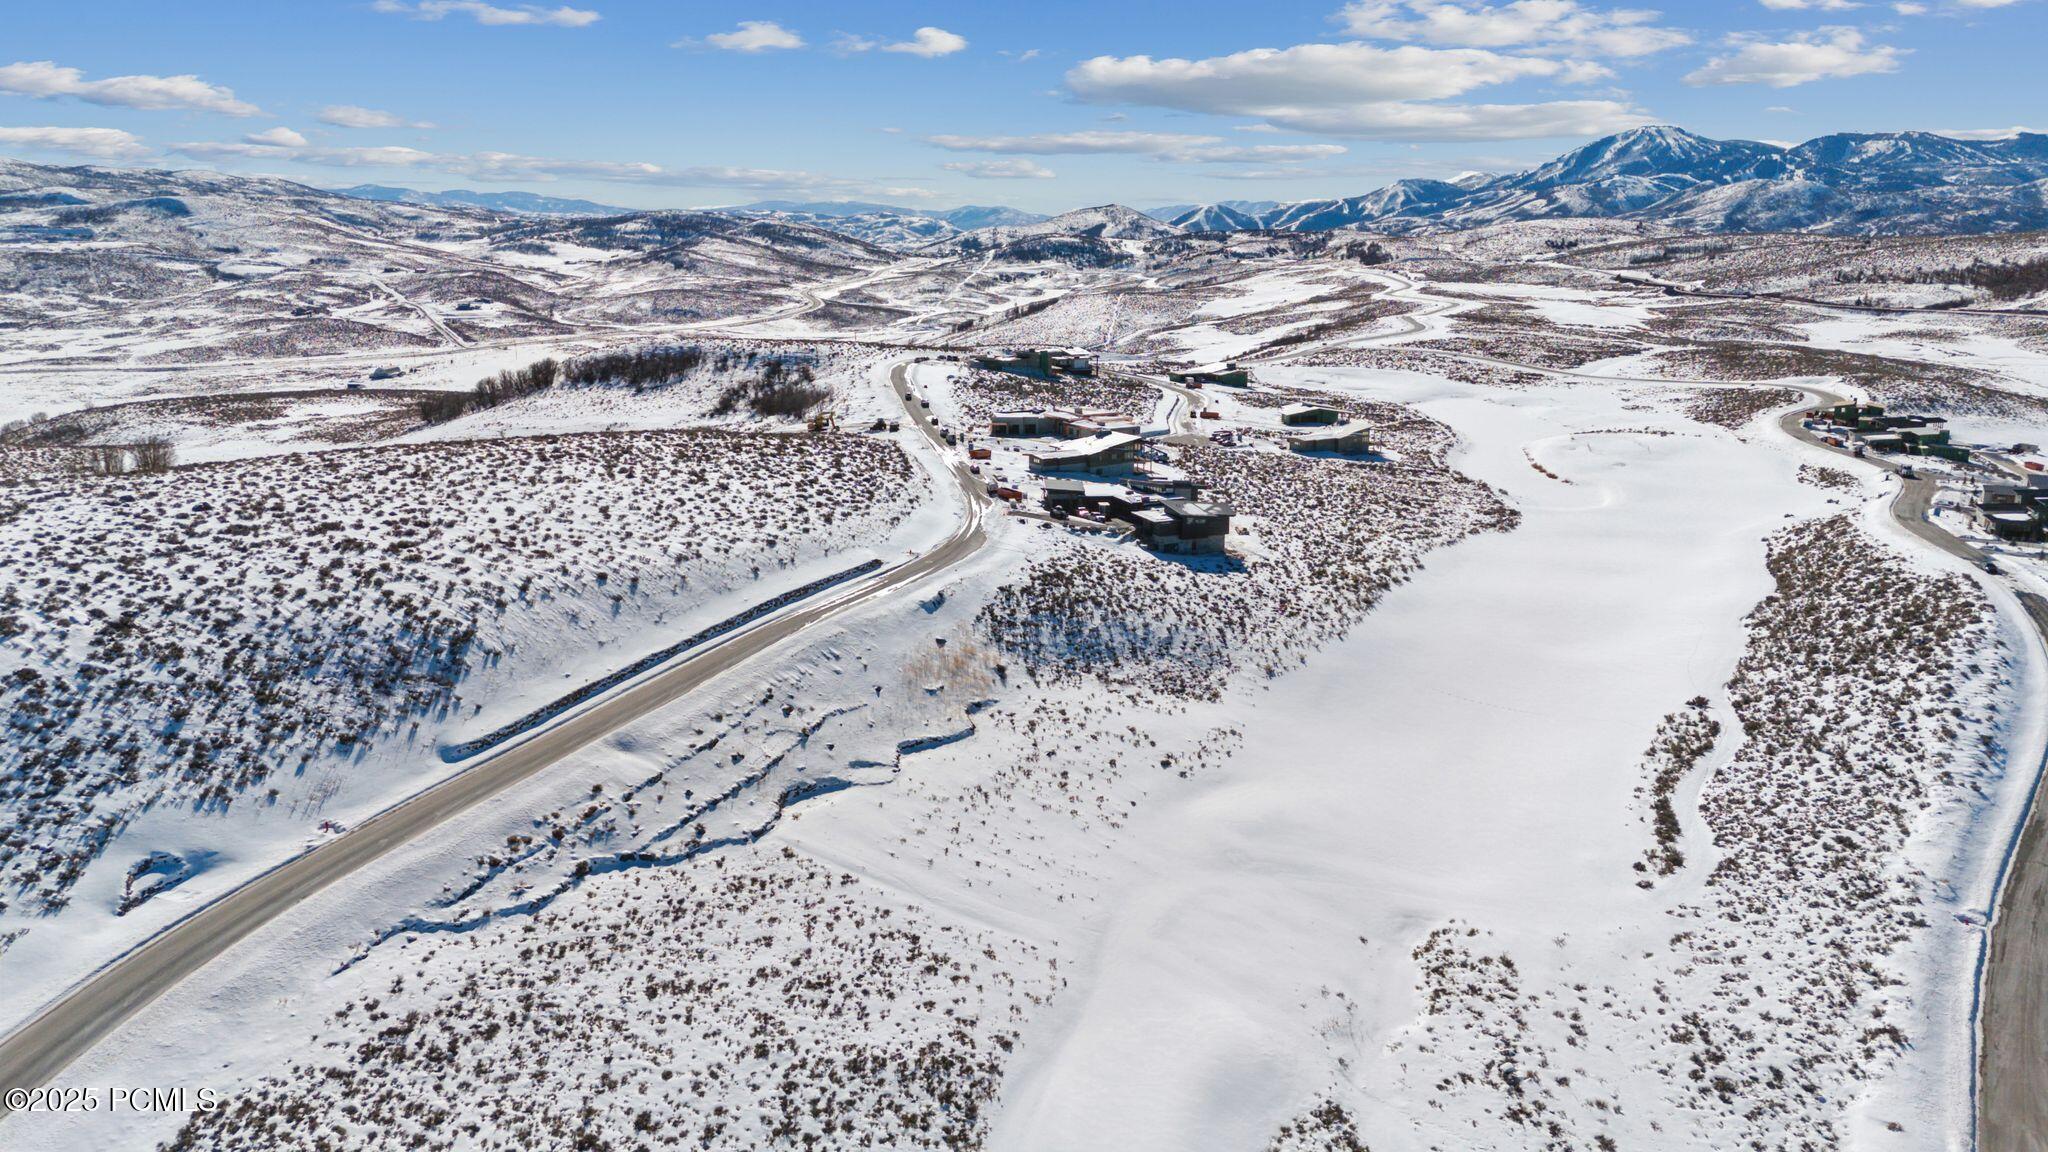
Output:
top-left (336, 184), bottom-right (634, 216)
top-left (327, 186), bottom-right (1052, 247)
top-left (731, 201), bottom-right (1046, 231)
top-left (313, 125), bottom-right (2048, 239)
top-left (1163, 126), bottom-right (2048, 237)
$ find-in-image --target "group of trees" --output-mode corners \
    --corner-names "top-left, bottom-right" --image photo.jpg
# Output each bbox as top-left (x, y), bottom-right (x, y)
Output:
top-left (1345, 240), bottom-right (1392, 265)
top-left (85, 436), bottom-right (175, 476)
top-left (414, 344), bottom-right (833, 426)
top-left (710, 357), bottom-right (831, 418)
top-left (416, 357), bottom-right (561, 424)
top-left (1836, 256), bottom-right (2048, 302)
top-left (952, 294), bottom-right (1060, 333)
top-left (562, 346), bottom-right (708, 388)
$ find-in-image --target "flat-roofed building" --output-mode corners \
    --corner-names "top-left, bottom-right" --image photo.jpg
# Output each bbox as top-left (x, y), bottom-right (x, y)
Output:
top-left (1027, 431), bottom-right (1145, 475)
top-left (1131, 497), bottom-right (1236, 554)
top-left (1279, 403), bottom-right (1341, 426)
top-left (1287, 422), bottom-right (1372, 455)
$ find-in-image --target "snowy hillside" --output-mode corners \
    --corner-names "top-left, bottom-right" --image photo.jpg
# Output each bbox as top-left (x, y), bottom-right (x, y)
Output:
top-left (1170, 125), bottom-right (2048, 237)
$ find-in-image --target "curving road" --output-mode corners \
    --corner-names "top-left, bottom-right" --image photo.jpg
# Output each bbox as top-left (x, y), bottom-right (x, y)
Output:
top-left (0, 360), bottom-right (988, 1115)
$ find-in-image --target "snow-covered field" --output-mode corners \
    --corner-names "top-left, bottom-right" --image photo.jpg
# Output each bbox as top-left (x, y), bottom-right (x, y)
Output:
top-left (5, 215), bottom-right (2046, 1152)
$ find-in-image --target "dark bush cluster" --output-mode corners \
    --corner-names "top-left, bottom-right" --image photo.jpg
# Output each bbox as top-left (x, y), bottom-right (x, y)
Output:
top-left (416, 358), bottom-right (561, 424)
top-left (1836, 256), bottom-right (2048, 302)
top-left (709, 357), bottom-right (831, 418)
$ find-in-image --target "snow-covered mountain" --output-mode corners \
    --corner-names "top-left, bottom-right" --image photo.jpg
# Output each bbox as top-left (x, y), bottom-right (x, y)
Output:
top-left (0, 158), bottom-right (894, 352)
top-left (726, 207), bottom-right (963, 250)
top-left (337, 184), bottom-right (629, 216)
top-left (916, 204), bottom-right (1183, 264)
top-left (719, 202), bottom-right (1050, 251)
top-left (734, 200), bottom-right (1044, 230)
top-left (1264, 179), bottom-right (1469, 232)
top-left (1000, 204), bottom-right (1182, 242)
top-left (1148, 199), bottom-right (1281, 225)
top-left (1169, 126), bottom-right (2048, 236)
top-left (1167, 202), bottom-right (1266, 232)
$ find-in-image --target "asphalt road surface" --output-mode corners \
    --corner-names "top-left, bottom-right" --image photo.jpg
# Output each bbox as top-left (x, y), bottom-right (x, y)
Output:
top-left (0, 360), bottom-right (988, 1114)
top-left (1982, 589), bottom-right (2048, 1152)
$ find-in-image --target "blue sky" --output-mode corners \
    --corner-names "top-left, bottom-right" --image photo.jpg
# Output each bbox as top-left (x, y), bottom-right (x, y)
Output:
top-left (1, 0), bottom-right (2041, 212)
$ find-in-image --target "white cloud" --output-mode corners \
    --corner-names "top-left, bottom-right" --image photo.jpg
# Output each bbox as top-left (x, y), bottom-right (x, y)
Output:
top-left (1189, 142), bottom-right (1351, 161)
top-left (1339, 0), bottom-right (1691, 56)
top-left (0, 125), bottom-right (148, 159)
top-left (1064, 42), bottom-right (1650, 140)
top-left (704, 20), bottom-right (805, 52)
top-left (245, 126), bottom-right (308, 148)
top-left (1936, 124), bottom-right (2039, 139)
top-left (927, 130), bottom-right (1228, 155)
top-left (1264, 98), bottom-right (1649, 138)
top-left (1069, 43), bottom-right (1567, 109)
top-left (1892, 1), bottom-right (1928, 11)
top-left (1684, 27), bottom-right (1904, 87)
top-left (928, 129), bottom-right (1348, 164)
top-left (884, 27), bottom-right (968, 57)
top-left (0, 60), bottom-right (261, 116)
top-left (371, 1), bottom-right (600, 27)
top-left (318, 104), bottom-right (430, 129)
top-left (943, 159), bottom-right (1056, 178)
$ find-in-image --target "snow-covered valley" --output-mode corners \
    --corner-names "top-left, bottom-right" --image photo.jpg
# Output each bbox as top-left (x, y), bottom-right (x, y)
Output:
top-left (3, 173), bottom-right (2046, 1152)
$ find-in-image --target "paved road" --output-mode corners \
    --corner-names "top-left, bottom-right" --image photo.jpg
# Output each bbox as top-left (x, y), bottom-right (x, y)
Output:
top-left (1982, 588), bottom-right (2048, 1152)
top-left (371, 277), bottom-right (467, 349)
top-left (0, 361), bottom-right (987, 1114)
top-left (1771, 391), bottom-right (1990, 565)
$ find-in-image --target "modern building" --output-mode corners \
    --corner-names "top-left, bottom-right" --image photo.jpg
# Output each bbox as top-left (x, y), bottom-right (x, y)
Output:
top-left (1042, 478), bottom-right (1163, 519)
top-left (1169, 362), bottom-right (1252, 388)
top-left (1287, 422), bottom-right (1373, 455)
top-left (1982, 510), bottom-right (2041, 540)
top-left (1279, 403), bottom-right (1341, 427)
top-left (975, 347), bottom-right (1095, 377)
top-left (990, 408), bottom-right (1141, 439)
top-left (1978, 483), bottom-right (2042, 540)
top-left (1027, 431), bottom-right (1145, 475)
top-left (1131, 498), bottom-right (1236, 554)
